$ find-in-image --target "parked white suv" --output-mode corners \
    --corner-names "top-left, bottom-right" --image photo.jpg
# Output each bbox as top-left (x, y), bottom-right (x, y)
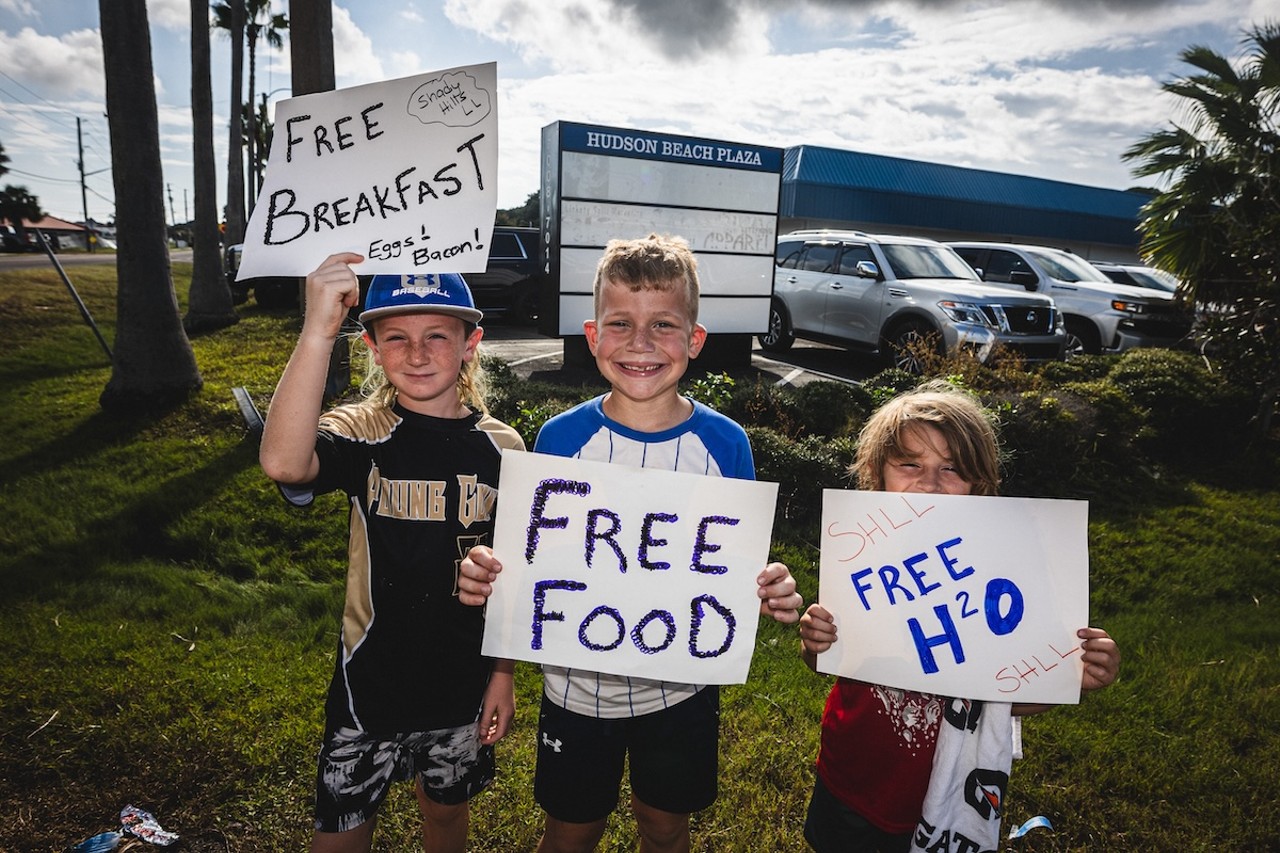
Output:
top-left (761, 230), bottom-right (1065, 370)
top-left (947, 242), bottom-right (1193, 355)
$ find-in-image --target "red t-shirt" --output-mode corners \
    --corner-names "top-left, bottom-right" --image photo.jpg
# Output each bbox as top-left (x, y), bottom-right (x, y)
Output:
top-left (815, 678), bottom-right (945, 834)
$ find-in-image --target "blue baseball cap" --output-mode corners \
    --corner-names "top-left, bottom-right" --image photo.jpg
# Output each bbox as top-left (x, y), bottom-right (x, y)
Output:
top-left (359, 273), bottom-right (483, 325)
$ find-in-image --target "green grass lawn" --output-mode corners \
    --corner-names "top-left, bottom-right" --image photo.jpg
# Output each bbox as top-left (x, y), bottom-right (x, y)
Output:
top-left (0, 262), bottom-right (1277, 851)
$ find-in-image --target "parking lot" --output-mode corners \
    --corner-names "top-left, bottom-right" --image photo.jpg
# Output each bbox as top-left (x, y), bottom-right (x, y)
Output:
top-left (477, 318), bottom-right (881, 388)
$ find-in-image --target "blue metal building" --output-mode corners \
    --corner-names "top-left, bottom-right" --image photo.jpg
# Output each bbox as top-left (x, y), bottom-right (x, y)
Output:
top-left (779, 145), bottom-right (1151, 259)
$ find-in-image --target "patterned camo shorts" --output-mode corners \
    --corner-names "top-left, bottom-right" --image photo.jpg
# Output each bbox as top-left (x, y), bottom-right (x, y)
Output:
top-left (313, 722), bottom-right (495, 833)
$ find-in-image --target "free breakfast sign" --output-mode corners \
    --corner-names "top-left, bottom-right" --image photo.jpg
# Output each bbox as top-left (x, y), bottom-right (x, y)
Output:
top-left (237, 62), bottom-right (498, 279)
top-left (816, 490), bottom-right (1089, 704)
top-left (481, 451), bottom-right (779, 684)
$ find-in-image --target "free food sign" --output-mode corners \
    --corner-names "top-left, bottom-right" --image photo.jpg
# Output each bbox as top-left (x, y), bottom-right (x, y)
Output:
top-left (481, 451), bottom-right (779, 684)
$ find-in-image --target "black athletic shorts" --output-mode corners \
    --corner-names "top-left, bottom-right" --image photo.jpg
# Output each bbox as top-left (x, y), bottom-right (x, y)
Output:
top-left (533, 686), bottom-right (719, 824)
top-left (803, 774), bottom-right (912, 853)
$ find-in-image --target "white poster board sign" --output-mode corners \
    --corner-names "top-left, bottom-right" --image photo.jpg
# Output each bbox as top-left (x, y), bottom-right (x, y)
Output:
top-left (482, 451), bottom-right (779, 684)
top-left (817, 491), bottom-right (1089, 703)
top-left (237, 62), bottom-right (498, 279)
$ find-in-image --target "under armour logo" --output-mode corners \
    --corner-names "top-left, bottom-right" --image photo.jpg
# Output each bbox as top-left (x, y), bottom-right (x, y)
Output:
top-left (541, 732), bottom-right (563, 753)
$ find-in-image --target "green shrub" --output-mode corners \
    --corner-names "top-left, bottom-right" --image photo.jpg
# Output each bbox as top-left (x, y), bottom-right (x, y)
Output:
top-left (747, 427), bottom-right (855, 538)
top-left (790, 381), bottom-right (874, 438)
top-left (722, 380), bottom-right (801, 437)
top-left (1105, 348), bottom-right (1253, 461)
top-left (722, 379), bottom-right (871, 440)
top-left (683, 371), bottom-right (736, 411)
top-left (480, 353), bottom-right (596, 446)
top-left (1106, 348), bottom-right (1212, 412)
top-left (1035, 353), bottom-right (1115, 384)
top-left (990, 383), bottom-right (1142, 499)
top-left (862, 368), bottom-right (919, 405)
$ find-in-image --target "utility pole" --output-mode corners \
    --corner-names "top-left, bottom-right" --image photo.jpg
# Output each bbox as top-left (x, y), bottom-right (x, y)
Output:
top-left (167, 183), bottom-right (175, 225)
top-left (77, 117), bottom-right (93, 252)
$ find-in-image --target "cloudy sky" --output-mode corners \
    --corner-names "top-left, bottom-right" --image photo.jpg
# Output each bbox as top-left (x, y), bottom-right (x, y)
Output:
top-left (0, 0), bottom-right (1267, 224)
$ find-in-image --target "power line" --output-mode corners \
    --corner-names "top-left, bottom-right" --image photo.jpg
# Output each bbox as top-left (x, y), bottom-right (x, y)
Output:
top-left (5, 167), bottom-right (84, 184)
top-left (0, 70), bottom-right (80, 132)
top-left (86, 185), bottom-right (115, 208)
top-left (0, 98), bottom-right (62, 137)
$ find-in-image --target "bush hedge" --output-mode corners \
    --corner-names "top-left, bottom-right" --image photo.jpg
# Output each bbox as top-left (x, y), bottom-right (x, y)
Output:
top-left (485, 347), bottom-right (1269, 528)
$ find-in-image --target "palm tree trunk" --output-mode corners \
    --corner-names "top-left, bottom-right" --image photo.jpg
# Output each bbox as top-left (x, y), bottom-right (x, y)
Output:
top-left (98, 0), bottom-right (202, 409)
top-left (186, 0), bottom-right (238, 332)
top-left (287, 0), bottom-right (348, 397)
top-left (246, 24), bottom-right (258, 213)
top-left (288, 0), bottom-right (334, 96)
top-left (224, 0), bottom-right (246, 247)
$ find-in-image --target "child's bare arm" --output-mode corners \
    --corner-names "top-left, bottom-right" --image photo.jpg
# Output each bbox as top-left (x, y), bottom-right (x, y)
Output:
top-left (477, 659), bottom-right (515, 745)
top-left (1013, 627), bottom-right (1120, 715)
top-left (259, 253), bottom-right (364, 484)
top-left (757, 562), bottom-right (802, 624)
top-left (457, 544), bottom-right (502, 606)
top-left (799, 603), bottom-right (837, 671)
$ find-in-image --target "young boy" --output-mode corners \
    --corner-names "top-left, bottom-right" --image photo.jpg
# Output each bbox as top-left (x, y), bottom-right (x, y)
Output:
top-left (458, 233), bottom-right (803, 853)
top-left (797, 383), bottom-right (1121, 853)
top-left (260, 254), bottom-right (524, 853)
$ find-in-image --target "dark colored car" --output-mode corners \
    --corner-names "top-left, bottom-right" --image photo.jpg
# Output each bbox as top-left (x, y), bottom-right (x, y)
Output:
top-left (466, 226), bottom-right (541, 323)
top-left (1091, 261), bottom-right (1181, 294)
top-left (224, 242), bottom-right (300, 309)
top-left (226, 226), bottom-right (542, 317)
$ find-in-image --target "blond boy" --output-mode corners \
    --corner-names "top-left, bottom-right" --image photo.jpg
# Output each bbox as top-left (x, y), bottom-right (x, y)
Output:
top-left (459, 234), bottom-right (802, 853)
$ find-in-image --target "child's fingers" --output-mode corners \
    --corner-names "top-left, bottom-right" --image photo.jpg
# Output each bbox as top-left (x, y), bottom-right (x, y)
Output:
top-left (756, 562), bottom-right (782, 585)
top-left (319, 251), bottom-right (365, 269)
top-left (455, 576), bottom-right (492, 606)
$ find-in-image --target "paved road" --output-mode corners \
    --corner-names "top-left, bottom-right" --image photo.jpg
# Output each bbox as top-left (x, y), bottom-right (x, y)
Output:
top-left (479, 319), bottom-right (882, 388)
top-left (2, 249), bottom-right (877, 387)
top-left (0, 248), bottom-right (194, 270)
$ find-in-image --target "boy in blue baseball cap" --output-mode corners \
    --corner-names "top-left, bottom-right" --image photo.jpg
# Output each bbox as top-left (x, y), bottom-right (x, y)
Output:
top-left (261, 253), bottom-right (525, 853)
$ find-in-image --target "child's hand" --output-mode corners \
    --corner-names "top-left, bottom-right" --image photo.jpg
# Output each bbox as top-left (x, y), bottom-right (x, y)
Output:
top-left (478, 661), bottom-right (515, 745)
top-left (757, 562), bottom-right (802, 624)
top-left (458, 545), bottom-right (501, 606)
top-left (301, 252), bottom-right (364, 339)
top-left (799, 604), bottom-right (838, 656)
top-left (1078, 627), bottom-right (1120, 694)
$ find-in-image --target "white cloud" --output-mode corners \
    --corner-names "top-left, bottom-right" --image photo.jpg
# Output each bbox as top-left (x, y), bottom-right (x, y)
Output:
top-left (0, 0), bottom-right (36, 19)
top-left (333, 5), bottom-right (385, 85)
top-left (0, 26), bottom-right (102, 99)
top-left (149, 0), bottom-right (189, 32)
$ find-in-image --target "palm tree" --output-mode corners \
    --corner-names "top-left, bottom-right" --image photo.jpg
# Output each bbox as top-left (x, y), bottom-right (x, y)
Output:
top-left (1123, 21), bottom-right (1280, 433)
top-left (288, 0), bottom-right (334, 97)
top-left (0, 184), bottom-right (43, 248)
top-left (242, 96), bottom-right (274, 192)
top-left (212, 0), bottom-right (246, 247)
top-left (186, 0), bottom-right (238, 332)
top-left (214, 1), bottom-right (287, 221)
top-left (98, 0), bottom-right (202, 409)
top-left (287, 0), bottom-right (347, 398)
top-left (244, 1), bottom-right (287, 208)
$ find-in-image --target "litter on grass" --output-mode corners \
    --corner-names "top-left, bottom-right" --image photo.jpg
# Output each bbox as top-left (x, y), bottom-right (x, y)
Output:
top-left (120, 805), bottom-right (179, 846)
top-left (71, 831), bottom-right (122, 853)
top-left (1008, 815), bottom-right (1053, 839)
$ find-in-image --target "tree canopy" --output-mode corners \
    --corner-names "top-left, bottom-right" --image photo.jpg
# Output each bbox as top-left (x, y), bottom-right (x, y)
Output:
top-left (1124, 21), bottom-right (1280, 432)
